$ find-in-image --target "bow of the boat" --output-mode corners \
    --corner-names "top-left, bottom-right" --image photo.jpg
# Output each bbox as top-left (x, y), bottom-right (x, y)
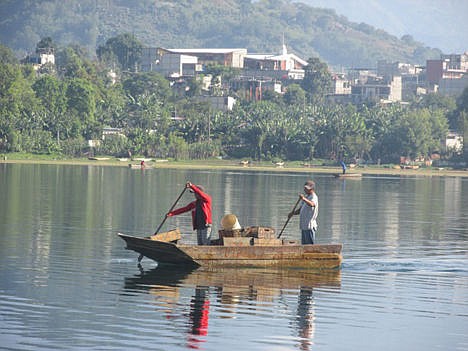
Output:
top-left (117, 232), bottom-right (199, 266)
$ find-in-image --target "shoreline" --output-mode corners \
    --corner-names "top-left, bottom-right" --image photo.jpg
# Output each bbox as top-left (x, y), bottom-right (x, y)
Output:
top-left (1, 157), bottom-right (468, 177)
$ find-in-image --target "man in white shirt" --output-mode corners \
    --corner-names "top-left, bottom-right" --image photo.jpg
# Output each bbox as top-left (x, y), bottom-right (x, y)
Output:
top-left (288, 180), bottom-right (318, 244)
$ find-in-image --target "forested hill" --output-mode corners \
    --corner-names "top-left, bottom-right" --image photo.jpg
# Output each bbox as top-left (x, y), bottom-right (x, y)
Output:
top-left (0, 0), bottom-right (441, 67)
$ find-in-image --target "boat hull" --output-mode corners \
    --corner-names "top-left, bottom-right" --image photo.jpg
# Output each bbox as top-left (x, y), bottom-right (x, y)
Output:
top-left (333, 173), bottom-right (362, 178)
top-left (117, 233), bottom-right (342, 269)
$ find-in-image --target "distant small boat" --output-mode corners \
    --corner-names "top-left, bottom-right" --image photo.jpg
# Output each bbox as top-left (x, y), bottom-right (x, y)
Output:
top-left (88, 157), bottom-right (110, 161)
top-left (333, 173), bottom-right (362, 178)
top-left (400, 165), bottom-right (420, 170)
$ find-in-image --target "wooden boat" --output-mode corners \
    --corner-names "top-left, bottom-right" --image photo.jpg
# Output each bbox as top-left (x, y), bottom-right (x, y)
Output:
top-left (88, 157), bottom-right (110, 161)
top-left (333, 173), bottom-right (362, 178)
top-left (128, 164), bottom-right (146, 169)
top-left (117, 228), bottom-right (342, 270)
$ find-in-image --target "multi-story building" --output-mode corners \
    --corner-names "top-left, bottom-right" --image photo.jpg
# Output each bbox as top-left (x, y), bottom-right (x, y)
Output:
top-left (351, 76), bottom-right (402, 103)
top-left (378, 60), bottom-right (425, 100)
top-left (331, 73), bottom-right (352, 95)
top-left (426, 53), bottom-right (468, 96)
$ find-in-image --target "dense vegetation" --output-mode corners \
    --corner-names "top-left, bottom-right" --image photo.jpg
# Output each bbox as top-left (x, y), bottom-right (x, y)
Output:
top-left (0, 0), bottom-right (442, 67)
top-left (1, 38), bottom-right (466, 164)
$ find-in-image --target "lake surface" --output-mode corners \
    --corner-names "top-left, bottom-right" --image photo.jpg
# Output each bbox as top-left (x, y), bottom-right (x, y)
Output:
top-left (0, 163), bottom-right (467, 351)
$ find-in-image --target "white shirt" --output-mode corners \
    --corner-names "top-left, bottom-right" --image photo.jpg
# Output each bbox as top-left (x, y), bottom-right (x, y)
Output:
top-left (299, 192), bottom-right (318, 230)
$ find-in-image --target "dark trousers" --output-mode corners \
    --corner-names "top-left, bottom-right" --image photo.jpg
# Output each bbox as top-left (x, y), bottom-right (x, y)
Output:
top-left (301, 229), bottom-right (316, 244)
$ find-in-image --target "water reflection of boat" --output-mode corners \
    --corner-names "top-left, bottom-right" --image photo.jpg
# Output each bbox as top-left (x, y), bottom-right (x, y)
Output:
top-left (117, 232), bottom-right (342, 269)
top-left (124, 267), bottom-right (340, 351)
top-left (124, 267), bottom-right (341, 292)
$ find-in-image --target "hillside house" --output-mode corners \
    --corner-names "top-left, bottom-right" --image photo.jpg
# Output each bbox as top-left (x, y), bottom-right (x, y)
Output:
top-left (140, 47), bottom-right (201, 77)
top-left (22, 48), bottom-right (55, 70)
top-left (158, 48), bottom-right (247, 69)
top-left (194, 96), bottom-right (236, 112)
top-left (243, 44), bottom-right (307, 80)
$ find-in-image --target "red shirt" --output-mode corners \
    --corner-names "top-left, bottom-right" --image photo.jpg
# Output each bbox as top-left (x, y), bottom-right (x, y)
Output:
top-left (168, 184), bottom-right (212, 229)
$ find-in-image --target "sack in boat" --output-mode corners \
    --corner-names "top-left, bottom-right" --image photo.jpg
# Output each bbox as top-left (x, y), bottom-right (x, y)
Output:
top-left (221, 214), bottom-right (242, 230)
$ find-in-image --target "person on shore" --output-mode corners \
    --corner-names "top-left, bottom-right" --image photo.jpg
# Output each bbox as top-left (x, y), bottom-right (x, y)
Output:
top-left (288, 180), bottom-right (318, 244)
top-left (166, 182), bottom-right (212, 245)
top-left (340, 160), bottom-right (346, 174)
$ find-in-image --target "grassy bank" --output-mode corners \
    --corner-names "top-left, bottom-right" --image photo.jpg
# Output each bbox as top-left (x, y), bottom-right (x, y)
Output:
top-left (1, 153), bottom-right (467, 177)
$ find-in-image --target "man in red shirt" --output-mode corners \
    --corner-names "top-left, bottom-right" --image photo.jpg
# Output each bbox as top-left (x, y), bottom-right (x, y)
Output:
top-left (167, 182), bottom-right (212, 245)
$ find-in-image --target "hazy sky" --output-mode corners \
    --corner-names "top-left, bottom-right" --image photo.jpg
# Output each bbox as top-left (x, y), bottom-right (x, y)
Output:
top-left (298, 0), bottom-right (468, 53)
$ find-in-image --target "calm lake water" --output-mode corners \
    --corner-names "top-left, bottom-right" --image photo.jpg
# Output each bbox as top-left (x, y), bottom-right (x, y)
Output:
top-left (0, 163), bottom-right (467, 351)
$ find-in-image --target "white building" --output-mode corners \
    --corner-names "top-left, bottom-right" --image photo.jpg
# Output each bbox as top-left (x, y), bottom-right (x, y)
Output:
top-left (195, 96), bottom-right (236, 112)
top-left (446, 131), bottom-right (463, 154)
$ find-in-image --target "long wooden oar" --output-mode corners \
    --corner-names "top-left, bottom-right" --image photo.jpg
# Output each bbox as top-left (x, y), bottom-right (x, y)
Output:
top-left (277, 196), bottom-right (302, 239)
top-left (138, 186), bottom-right (188, 263)
top-left (153, 186), bottom-right (188, 235)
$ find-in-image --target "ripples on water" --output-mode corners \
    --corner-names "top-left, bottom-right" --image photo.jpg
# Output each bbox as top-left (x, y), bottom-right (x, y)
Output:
top-left (0, 165), bottom-right (467, 350)
top-left (2, 245), bottom-right (466, 350)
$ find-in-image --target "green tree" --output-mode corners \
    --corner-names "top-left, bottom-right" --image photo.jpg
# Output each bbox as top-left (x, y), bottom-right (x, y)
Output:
top-left (176, 101), bottom-right (212, 143)
top-left (379, 108), bottom-right (446, 161)
top-left (66, 78), bottom-right (96, 138)
top-left (122, 72), bottom-right (171, 101)
top-left (0, 44), bottom-right (18, 64)
top-left (56, 46), bottom-right (96, 79)
top-left (204, 64), bottom-right (241, 89)
top-left (97, 33), bottom-right (143, 72)
top-left (32, 75), bottom-right (67, 144)
top-left (284, 84), bottom-right (306, 106)
top-left (35, 37), bottom-right (55, 54)
top-left (301, 57), bottom-right (332, 104)
top-left (126, 92), bottom-right (167, 132)
top-left (0, 61), bottom-right (42, 152)
top-left (95, 83), bottom-right (127, 129)
top-left (363, 104), bottom-right (403, 162)
top-left (414, 93), bottom-right (456, 129)
top-left (122, 72), bottom-right (172, 134)
top-left (0, 63), bottom-right (24, 150)
top-left (239, 101), bottom-right (283, 160)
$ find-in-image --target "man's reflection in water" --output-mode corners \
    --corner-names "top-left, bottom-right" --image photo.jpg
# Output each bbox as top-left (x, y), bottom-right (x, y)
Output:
top-left (187, 286), bottom-right (210, 349)
top-left (296, 287), bottom-right (315, 351)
